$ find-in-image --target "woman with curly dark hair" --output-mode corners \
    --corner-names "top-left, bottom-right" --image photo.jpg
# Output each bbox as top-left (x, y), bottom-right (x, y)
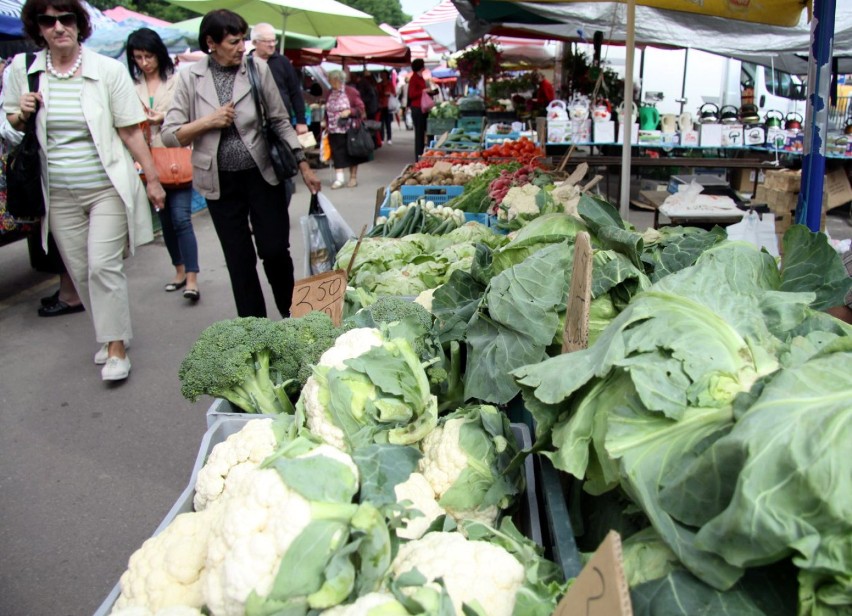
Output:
top-left (4, 0), bottom-right (166, 381)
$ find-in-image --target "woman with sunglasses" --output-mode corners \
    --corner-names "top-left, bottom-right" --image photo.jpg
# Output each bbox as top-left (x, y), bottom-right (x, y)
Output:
top-left (161, 9), bottom-right (322, 319)
top-left (126, 27), bottom-right (201, 302)
top-left (4, 0), bottom-right (166, 381)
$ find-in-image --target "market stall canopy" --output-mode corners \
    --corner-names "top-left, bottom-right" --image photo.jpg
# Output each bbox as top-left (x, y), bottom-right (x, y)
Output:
top-left (164, 0), bottom-right (385, 52)
top-left (103, 6), bottom-right (172, 27)
top-left (313, 35), bottom-right (410, 65)
top-left (0, 0), bottom-right (23, 39)
top-left (399, 0), bottom-right (457, 52)
top-left (455, 0), bottom-right (851, 71)
top-left (167, 15), bottom-right (337, 50)
top-left (86, 21), bottom-right (199, 57)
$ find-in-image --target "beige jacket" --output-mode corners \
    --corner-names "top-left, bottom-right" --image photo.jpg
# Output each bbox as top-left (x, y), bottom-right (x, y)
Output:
top-left (4, 48), bottom-right (153, 253)
top-left (133, 73), bottom-right (178, 148)
top-left (161, 56), bottom-right (301, 200)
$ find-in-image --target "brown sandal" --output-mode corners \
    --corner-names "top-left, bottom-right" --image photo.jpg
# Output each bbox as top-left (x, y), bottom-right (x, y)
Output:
top-left (347, 179), bottom-right (358, 188)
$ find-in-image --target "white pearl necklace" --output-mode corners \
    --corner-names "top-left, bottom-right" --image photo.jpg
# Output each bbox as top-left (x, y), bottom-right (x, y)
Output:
top-left (46, 49), bottom-right (82, 79)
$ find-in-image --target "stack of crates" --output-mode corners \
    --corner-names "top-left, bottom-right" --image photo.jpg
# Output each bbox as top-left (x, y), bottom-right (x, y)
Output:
top-left (755, 169), bottom-right (826, 243)
top-left (425, 117), bottom-right (457, 136)
top-left (458, 116), bottom-right (485, 133)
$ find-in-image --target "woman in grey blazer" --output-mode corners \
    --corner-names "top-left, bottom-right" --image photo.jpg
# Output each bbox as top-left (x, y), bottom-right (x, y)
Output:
top-left (161, 9), bottom-right (321, 318)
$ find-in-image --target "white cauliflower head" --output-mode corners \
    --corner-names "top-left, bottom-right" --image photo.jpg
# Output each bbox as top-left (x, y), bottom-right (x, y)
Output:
top-left (110, 607), bottom-right (205, 616)
top-left (391, 531), bottom-right (525, 616)
top-left (302, 328), bottom-right (384, 450)
top-left (413, 288), bottom-right (435, 313)
top-left (201, 468), bottom-right (315, 616)
top-left (393, 472), bottom-right (446, 540)
top-left (193, 419), bottom-right (279, 511)
top-left (551, 181), bottom-right (582, 218)
top-left (320, 592), bottom-right (407, 616)
top-left (418, 417), bottom-right (498, 526)
top-left (113, 508), bottom-right (217, 612)
top-left (499, 184), bottom-right (542, 221)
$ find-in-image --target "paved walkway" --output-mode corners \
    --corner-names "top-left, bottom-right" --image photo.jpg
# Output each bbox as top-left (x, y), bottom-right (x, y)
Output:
top-left (0, 128), bottom-right (418, 616)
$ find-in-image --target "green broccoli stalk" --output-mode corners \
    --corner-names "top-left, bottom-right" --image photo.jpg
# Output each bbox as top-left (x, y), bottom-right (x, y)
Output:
top-left (179, 314), bottom-right (347, 414)
top-left (178, 317), bottom-right (292, 414)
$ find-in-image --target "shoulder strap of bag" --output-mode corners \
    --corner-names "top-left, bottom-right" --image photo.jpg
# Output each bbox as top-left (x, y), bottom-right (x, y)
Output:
top-left (21, 52), bottom-right (41, 130)
top-left (245, 57), bottom-right (269, 129)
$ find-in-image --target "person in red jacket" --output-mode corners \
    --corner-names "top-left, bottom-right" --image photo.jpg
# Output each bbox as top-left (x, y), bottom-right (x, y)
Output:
top-left (408, 58), bottom-right (431, 158)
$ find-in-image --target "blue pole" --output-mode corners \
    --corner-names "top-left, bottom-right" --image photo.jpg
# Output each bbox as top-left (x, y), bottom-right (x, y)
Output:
top-left (797, 0), bottom-right (835, 231)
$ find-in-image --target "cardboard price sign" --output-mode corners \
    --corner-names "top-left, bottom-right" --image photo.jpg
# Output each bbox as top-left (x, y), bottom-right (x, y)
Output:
top-left (552, 531), bottom-right (632, 616)
top-left (289, 270), bottom-right (347, 326)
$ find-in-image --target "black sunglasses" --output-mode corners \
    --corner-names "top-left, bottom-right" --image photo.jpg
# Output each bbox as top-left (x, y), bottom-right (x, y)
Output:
top-left (36, 13), bottom-right (77, 28)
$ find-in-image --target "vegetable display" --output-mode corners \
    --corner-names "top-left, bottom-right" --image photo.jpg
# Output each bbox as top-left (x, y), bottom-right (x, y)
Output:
top-left (370, 200), bottom-right (467, 238)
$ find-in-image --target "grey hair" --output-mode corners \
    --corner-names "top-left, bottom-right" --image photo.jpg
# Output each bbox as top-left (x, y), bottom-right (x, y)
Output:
top-left (327, 70), bottom-right (346, 83)
top-left (250, 22), bottom-right (275, 41)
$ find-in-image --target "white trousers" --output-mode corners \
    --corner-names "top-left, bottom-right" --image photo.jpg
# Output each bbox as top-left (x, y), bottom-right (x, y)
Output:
top-left (48, 184), bottom-right (132, 344)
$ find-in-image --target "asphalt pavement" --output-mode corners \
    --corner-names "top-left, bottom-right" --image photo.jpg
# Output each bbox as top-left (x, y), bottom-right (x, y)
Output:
top-left (1, 127), bottom-right (850, 615)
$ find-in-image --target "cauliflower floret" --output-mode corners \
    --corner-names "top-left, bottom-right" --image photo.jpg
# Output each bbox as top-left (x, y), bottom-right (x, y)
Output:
top-left (393, 472), bottom-right (446, 540)
top-left (413, 288), bottom-right (436, 313)
top-left (550, 181), bottom-right (582, 217)
top-left (113, 508), bottom-right (217, 612)
top-left (303, 328), bottom-right (384, 449)
top-left (418, 418), bottom-right (498, 525)
top-left (499, 184), bottom-right (541, 221)
top-left (320, 592), bottom-right (407, 616)
top-left (193, 419), bottom-right (278, 511)
top-left (111, 607), bottom-right (204, 616)
top-left (201, 468), bottom-right (314, 616)
top-left (391, 531), bottom-right (525, 616)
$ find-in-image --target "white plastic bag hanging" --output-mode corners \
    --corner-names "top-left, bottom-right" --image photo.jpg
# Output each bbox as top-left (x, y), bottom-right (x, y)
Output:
top-left (726, 210), bottom-right (779, 257)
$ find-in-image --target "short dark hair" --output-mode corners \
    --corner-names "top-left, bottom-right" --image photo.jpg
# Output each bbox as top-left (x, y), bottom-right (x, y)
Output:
top-left (411, 59), bottom-right (424, 72)
top-left (126, 28), bottom-right (174, 82)
top-left (21, 0), bottom-right (92, 48)
top-left (199, 9), bottom-right (248, 54)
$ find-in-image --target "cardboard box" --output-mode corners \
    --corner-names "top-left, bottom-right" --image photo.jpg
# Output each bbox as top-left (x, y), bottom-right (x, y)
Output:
top-left (592, 121), bottom-right (616, 143)
top-left (764, 169), bottom-right (801, 193)
top-left (766, 127), bottom-right (787, 150)
top-left (721, 124), bottom-right (745, 147)
top-left (661, 132), bottom-right (680, 147)
top-left (824, 166), bottom-right (852, 210)
top-left (774, 206), bottom-right (826, 234)
top-left (699, 124), bottom-right (723, 147)
top-left (571, 119), bottom-right (591, 143)
top-left (638, 129), bottom-right (663, 145)
top-left (616, 123), bottom-right (639, 144)
top-left (547, 119), bottom-right (571, 143)
top-left (784, 131), bottom-right (805, 153)
top-left (680, 130), bottom-right (699, 146)
top-left (744, 125), bottom-right (767, 146)
top-left (757, 186), bottom-right (799, 212)
top-left (731, 169), bottom-right (766, 193)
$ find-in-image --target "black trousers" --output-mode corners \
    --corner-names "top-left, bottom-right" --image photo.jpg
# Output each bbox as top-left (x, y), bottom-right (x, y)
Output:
top-left (412, 106), bottom-right (427, 158)
top-left (206, 167), bottom-right (293, 318)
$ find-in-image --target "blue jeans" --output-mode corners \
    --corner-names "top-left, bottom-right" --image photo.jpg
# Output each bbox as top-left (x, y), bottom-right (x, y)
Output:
top-left (158, 187), bottom-right (199, 273)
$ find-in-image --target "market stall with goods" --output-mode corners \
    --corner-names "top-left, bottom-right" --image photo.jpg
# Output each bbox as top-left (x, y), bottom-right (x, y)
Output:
top-left (94, 131), bottom-right (852, 614)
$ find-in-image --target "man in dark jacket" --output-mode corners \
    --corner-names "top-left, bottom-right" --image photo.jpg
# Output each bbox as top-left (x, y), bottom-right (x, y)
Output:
top-left (250, 23), bottom-right (308, 137)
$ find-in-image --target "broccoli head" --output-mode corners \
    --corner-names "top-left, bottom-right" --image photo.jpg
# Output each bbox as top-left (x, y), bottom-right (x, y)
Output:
top-left (270, 311), bottom-right (351, 392)
top-left (179, 317), bottom-right (293, 414)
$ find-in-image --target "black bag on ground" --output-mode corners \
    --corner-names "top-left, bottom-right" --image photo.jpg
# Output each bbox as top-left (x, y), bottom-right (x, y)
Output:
top-left (245, 56), bottom-right (300, 182)
top-left (346, 121), bottom-right (375, 159)
top-left (7, 53), bottom-right (44, 220)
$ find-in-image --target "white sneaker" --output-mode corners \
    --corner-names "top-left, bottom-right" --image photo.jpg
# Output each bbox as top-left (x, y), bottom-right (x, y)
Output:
top-left (94, 342), bottom-right (130, 365)
top-left (101, 355), bottom-right (131, 381)
top-left (387, 140), bottom-right (393, 145)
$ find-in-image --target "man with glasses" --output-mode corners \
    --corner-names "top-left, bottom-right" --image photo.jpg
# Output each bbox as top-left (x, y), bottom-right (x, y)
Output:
top-left (249, 23), bottom-right (307, 137)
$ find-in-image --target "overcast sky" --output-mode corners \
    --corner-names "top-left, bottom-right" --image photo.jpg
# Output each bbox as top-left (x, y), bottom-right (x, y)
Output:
top-left (400, 0), bottom-right (442, 19)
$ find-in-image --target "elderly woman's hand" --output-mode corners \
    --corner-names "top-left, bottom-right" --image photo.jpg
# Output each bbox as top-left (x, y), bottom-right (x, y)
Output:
top-left (300, 163), bottom-right (322, 194)
top-left (147, 179), bottom-right (166, 211)
top-left (207, 102), bottom-right (236, 129)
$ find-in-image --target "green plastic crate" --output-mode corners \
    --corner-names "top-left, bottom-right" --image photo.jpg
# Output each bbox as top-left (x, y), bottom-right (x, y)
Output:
top-left (426, 117), bottom-right (457, 136)
top-left (458, 116), bottom-right (485, 132)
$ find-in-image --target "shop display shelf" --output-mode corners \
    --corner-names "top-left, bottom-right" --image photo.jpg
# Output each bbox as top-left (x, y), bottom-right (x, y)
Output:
top-left (426, 117), bottom-right (457, 136)
top-left (93, 418), bottom-right (544, 614)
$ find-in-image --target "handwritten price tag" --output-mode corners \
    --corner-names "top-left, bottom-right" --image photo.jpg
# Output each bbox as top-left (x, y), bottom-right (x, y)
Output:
top-left (552, 531), bottom-right (632, 616)
top-left (289, 270), bottom-right (347, 326)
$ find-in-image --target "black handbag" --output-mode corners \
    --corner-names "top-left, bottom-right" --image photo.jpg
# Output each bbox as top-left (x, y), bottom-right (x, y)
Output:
top-left (346, 121), bottom-right (375, 159)
top-left (245, 56), bottom-right (300, 181)
top-left (7, 53), bottom-right (44, 220)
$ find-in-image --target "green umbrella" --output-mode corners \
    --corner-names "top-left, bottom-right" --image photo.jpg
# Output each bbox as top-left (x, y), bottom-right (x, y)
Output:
top-left (167, 15), bottom-right (337, 50)
top-left (164, 0), bottom-right (384, 53)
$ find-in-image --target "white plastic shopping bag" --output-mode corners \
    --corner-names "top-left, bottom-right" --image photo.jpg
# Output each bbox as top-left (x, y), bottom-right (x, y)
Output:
top-left (726, 210), bottom-right (779, 257)
top-left (300, 192), bottom-right (356, 277)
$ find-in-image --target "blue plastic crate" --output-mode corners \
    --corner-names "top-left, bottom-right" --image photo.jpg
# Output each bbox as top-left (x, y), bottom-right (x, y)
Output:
top-left (459, 116), bottom-right (485, 132)
top-left (377, 208), bottom-right (490, 226)
top-left (400, 185), bottom-right (464, 205)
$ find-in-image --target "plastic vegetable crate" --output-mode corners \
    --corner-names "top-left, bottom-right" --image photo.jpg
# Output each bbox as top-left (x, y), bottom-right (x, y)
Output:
top-left (92, 418), bottom-right (544, 615)
top-left (205, 397), bottom-right (275, 428)
top-left (458, 116), bottom-right (485, 132)
top-left (426, 117), bottom-right (457, 136)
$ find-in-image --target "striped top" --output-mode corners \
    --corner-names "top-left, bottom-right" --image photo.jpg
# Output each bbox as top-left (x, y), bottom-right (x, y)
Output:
top-left (45, 75), bottom-right (111, 189)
